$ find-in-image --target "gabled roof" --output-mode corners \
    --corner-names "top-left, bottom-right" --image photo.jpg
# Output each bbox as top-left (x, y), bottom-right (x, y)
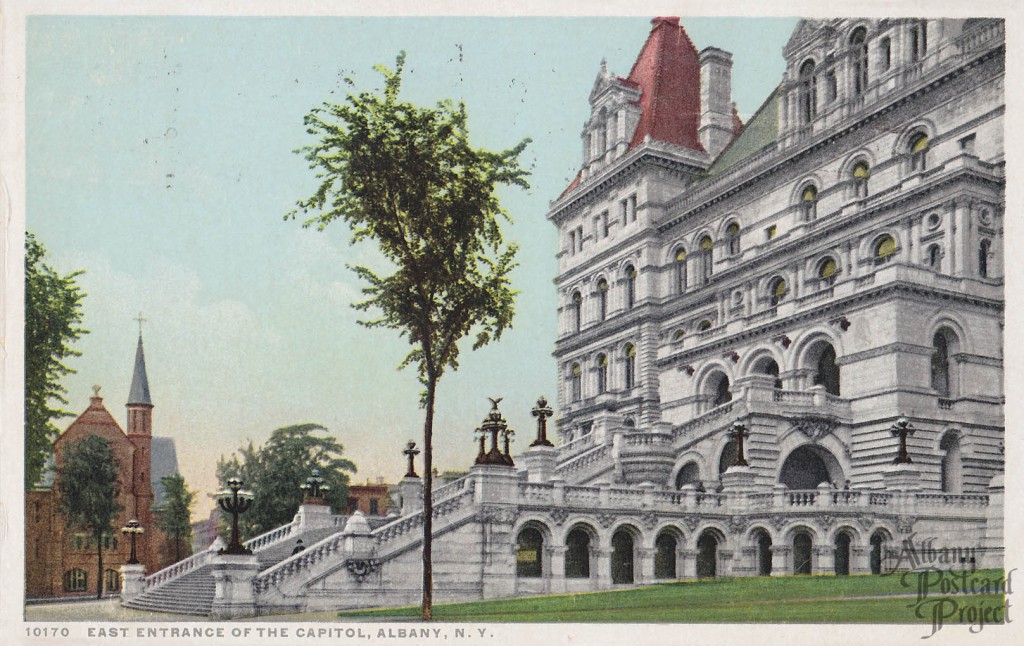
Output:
top-left (128, 334), bottom-right (152, 406)
top-left (55, 394), bottom-right (128, 449)
top-left (626, 17), bottom-right (704, 152)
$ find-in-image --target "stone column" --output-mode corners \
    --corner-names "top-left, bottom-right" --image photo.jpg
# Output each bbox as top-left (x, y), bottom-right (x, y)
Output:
top-left (548, 546), bottom-right (567, 594)
top-left (209, 553), bottom-right (260, 619)
top-left (680, 549), bottom-right (698, 579)
top-left (813, 545), bottom-right (834, 574)
top-left (850, 546), bottom-right (871, 574)
top-left (770, 545), bottom-right (792, 576)
top-left (119, 564), bottom-right (146, 601)
top-left (718, 549), bottom-right (734, 577)
top-left (636, 548), bottom-right (656, 585)
top-left (595, 549), bottom-right (612, 589)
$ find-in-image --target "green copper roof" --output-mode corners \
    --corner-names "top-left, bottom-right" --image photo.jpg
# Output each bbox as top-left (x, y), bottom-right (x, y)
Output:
top-left (707, 86), bottom-right (780, 177)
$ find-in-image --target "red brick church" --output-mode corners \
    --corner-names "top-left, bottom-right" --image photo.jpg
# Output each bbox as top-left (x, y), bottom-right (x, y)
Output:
top-left (25, 334), bottom-right (176, 598)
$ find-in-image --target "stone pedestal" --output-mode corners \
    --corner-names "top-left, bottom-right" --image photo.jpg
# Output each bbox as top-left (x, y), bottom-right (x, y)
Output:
top-left (981, 474), bottom-right (1004, 569)
top-left (720, 466), bottom-right (757, 493)
top-left (294, 501), bottom-right (333, 531)
top-left (813, 546), bottom-right (834, 574)
top-left (548, 546), bottom-right (567, 594)
top-left (399, 476), bottom-right (423, 515)
top-left (472, 464), bottom-right (519, 504)
top-left (119, 564), bottom-right (146, 601)
top-left (680, 549), bottom-right (698, 578)
top-left (882, 463), bottom-right (922, 492)
top-left (521, 445), bottom-right (558, 483)
top-left (210, 554), bottom-right (260, 619)
top-left (770, 545), bottom-right (792, 576)
top-left (341, 510), bottom-right (374, 557)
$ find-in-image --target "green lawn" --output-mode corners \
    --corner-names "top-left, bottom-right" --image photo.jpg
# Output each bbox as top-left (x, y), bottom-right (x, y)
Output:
top-left (339, 570), bottom-right (1009, 624)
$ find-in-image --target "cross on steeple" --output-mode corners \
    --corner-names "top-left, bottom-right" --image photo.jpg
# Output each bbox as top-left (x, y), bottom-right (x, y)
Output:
top-left (134, 312), bottom-right (147, 336)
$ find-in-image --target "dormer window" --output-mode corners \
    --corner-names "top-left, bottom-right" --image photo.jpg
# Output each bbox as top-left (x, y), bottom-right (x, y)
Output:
top-left (851, 28), bottom-right (868, 96)
top-left (852, 161), bottom-right (870, 198)
top-left (910, 133), bottom-right (928, 172)
top-left (799, 60), bottom-right (817, 123)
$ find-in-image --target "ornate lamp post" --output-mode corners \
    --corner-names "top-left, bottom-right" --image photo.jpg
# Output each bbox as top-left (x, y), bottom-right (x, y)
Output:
top-left (501, 426), bottom-right (516, 466)
top-left (530, 396), bottom-right (554, 447)
top-left (218, 477), bottom-right (254, 555)
top-left (300, 468), bottom-right (330, 501)
top-left (474, 426), bottom-right (487, 463)
top-left (403, 440), bottom-right (421, 478)
top-left (475, 398), bottom-right (512, 466)
top-left (728, 421), bottom-right (750, 467)
top-left (121, 519), bottom-right (144, 565)
top-left (890, 417), bottom-right (916, 464)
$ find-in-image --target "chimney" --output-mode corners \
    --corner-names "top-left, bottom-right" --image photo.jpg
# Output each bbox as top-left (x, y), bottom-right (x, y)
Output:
top-left (699, 47), bottom-right (735, 159)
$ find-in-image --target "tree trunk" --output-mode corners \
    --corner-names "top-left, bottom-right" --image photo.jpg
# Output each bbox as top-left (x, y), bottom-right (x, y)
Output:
top-left (421, 376), bottom-right (436, 621)
top-left (96, 530), bottom-right (104, 599)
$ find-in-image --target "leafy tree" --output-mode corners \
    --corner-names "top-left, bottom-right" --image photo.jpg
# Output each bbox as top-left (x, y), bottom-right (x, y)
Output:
top-left (286, 53), bottom-right (529, 620)
top-left (156, 473), bottom-right (196, 563)
top-left (56, 435), bottom-right (121, 598)
top-left (216, 423), bottom-right (357, 540)
top-left (25, 232), bottom-right (88, 489)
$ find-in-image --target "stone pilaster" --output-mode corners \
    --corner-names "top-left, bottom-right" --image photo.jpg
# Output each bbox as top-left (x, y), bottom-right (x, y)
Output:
top-left (119, 564), bottom-right (146, 601)
top-left (548, 546), bottom-right (567, 594)
top-left (680, 549), bottom-right (698, 578)
top-left (770, 545), bottom-right (792, 576)
top-left (399, 476), bottom-right (423, 515)
top-left (209, 553), bottom-right (260, 619)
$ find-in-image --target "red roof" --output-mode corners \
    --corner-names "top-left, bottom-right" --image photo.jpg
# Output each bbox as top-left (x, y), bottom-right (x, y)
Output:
top-left (627, 17), bottom-right (704, 152)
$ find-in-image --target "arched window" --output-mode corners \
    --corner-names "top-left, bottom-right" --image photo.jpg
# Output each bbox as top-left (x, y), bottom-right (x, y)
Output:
top-left (870, 531), bottom-right (888, 574)
top-left (756, 357), bottom-right (783, 389)
top-left (104, 569), bottom-right (121, 593)
top-left (571, 291), bottom-right (582, 332)
top-left (597, 354), bottom-right (608, 394)
top-left (874, 234), bottom-right (897, 263)
top-left (597, 278), bottom-right (609, 320)
top-left (611, 530), bottom-right (635, 584)
top-left (624, 343), bottom-right (637, 390)
top-left (880, 37), bottom-right (892, 71)
top-left (624, 265), bottom-right (637, 310)
top-left (939, 431), bottom-right (963, 494)
top-left (516, 527), bottom-right (544, 578)
top-left (930, 329), bottom-right (960, 398)
top-left (852, 161), bottom-right (870, 198)
top-left (910, 133), bottom-right (928, 171)
top-left (565, 528), bottom-right (591, 578)
top-left (672, 329), bottom-right (685, 342)
top-left (699, 236), bottom-right (714, 283)
top-left (801, 185), bottom-right (818, 221)
top-left (793, 532), bottom-right (813, 575)
top-left (674, 248), bottom-right (688, 294)
top-left (675, 462), bottom-right (700, 489)
top-left (818, 257), bottom-right (838, 286)
top-left (697, 319), bottom-right (712, 332)
top-left (979, 239), bottom-right (991, 278)
top-left (799, 59), bottom-right (817, 123)
top-left (813, 343), bottom-right (841, 396)
top-left (834, 532), bottom-right (852, 576)
top-left (710, 372), bottom-right (732, 407)
top-left (726, 223), bottom-right (741, 256)
top-left (570, 363), bottom-right (582, 402)
top-left (851, 28), bottom-right (868, 96)
top-left (927, 244), bottom-right (942, 272)
top-left (910, 20), bottom-right (928, 62)
top-left (63, 568), bottom-right (87, 592)
top-left (769, 277), bottom-right (787, 306)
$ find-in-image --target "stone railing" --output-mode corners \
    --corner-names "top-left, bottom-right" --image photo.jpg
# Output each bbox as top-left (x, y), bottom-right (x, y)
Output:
top-left (143, 549), bottom-right (213, 590)
top-left (915, 493), bottom-right (989, 508)
top-left (431, 473), bottom-right (474, 502)
top-left (563, 486), bottom-right (601, 507)
top-left (867, 492), bottom-right (893, 506)
top-left (773, 390), bottom-right (814, 405)
top-left (956, 19), bottom-right (1004, 56)
top-left (555, 443), bottom-right (610, 476)
top-left (373, 489), bottom-right (476, 548)
top-left (244, 520), bottom-right (298, 552)
top-left (671, 402), bottom-right (735, 439)
top-left (747, 492), bottom-right (774, 509)
top-left (787, 490), bottom-right (817, 507)
top-left (607, 488), bottom-right (645, 508)
top-left (519, 482), bottom-right (553, 505)
top-left (622, 432), bottom-right (673, 447)
top-left (558, 432), bottom-right (596, 460)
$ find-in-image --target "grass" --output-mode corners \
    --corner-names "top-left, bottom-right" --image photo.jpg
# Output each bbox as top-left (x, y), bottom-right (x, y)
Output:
top-left (338, 569), bottom-right (1009, 623)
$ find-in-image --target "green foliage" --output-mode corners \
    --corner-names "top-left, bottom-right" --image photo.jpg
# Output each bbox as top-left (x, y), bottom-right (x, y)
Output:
top-left (216, 423), bottom-right (357, 540)
top-left (286, 51), bottom-right (530, 390)
top-left (156, 473), bottom-right (196, 562)
top-left (25, 232), bottom-right (88, 489)
top-left (56, 435), bottom-right (121, 597)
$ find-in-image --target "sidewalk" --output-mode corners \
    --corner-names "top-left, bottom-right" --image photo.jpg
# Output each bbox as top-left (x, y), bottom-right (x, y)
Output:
top-left (25, 598), bottom-right (200, 622)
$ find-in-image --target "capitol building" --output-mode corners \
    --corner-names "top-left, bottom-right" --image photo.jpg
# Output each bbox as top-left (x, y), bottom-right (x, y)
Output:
top-left (120, 17), bottom-right (1005, 616)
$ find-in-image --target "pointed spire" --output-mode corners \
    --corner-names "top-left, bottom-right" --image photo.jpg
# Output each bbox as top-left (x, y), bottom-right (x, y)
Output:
top-left (128, 334), bottom-right (152, 406)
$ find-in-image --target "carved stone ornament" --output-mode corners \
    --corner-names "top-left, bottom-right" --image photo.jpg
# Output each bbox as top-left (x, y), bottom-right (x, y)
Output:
top-left (856, 516), bottom-right (874, 531)
top-left (480, 507), bottom-right (519, 524)
top-left (681, 515), bottom-right (701, 531)
top-left (769, 515), bottom-right (790, 532)
top-left (897, 516), bottom-right (917, 534)
top-left (597, 513), bottom-right (617, 528)
top-left (818, 514), bottom-right (835, 530)
top-left (641, 511), bottom-right (659, 530)
top-left (344, 558), bottom-right (382, 583)
top-left (550, 509), bottom-right (571, 526)
top-left (792, 417), bottom-right (838, 442)
top-left (728, 517), bottom-right (748, 535)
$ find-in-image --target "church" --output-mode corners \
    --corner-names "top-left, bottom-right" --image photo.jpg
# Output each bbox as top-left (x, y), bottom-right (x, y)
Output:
top-left (26, 334), bottom-right (178, 598)
top-left (119, 17), bottom-right (1004, 617)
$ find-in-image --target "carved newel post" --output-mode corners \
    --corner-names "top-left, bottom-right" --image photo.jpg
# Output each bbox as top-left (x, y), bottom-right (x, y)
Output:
top-left (883, 416), bottom-right (922, 493)
top-left (119, 520), bottom-right (146, 600)
top-left (399, 441), bottom-right (424, 516)
top-left (729, 422), bottom-right (750, 467)
top-left (403, 440), bottom-right (421, 478)
top-left (720, 421), bottom-right (756, 494)
top-left (300, 468), bottom-right (330, 503)
top-left (475, 397), bottom-right (515, 467)
top-left (210, 478), bottom-right (259, 619)
top-left (890, 417), bottom-right (915, 464)
top-left (530, 396), bottom-right (554, 447)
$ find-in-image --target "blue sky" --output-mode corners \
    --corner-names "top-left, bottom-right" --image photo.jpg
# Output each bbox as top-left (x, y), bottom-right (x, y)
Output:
top-left (27, 16), bottom-right (797, 515)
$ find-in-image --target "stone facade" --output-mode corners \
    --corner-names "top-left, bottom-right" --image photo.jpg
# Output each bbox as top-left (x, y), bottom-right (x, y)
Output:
top-left (125, 17), bottom-right (1005, 617)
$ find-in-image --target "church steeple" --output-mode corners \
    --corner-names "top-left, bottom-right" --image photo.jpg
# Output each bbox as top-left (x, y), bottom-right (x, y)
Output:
top-left (126, 331), bottom-right (153, 437)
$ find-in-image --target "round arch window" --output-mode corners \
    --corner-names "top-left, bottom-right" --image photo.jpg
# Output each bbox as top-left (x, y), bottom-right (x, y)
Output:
top-left (875, 235), bottom-right (897, 262)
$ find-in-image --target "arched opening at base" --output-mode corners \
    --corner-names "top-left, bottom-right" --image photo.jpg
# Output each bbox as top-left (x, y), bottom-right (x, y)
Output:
top-left (780, 445), bottom-right (844, 490)
top-left (611, 529), bottom-right (635, 584)
top-left (834, 532), bottom-right (851, 576)
top-left (793, 531), bottom-right (813, 575)
top-left (654, 532), bottom-right (678, 579)
top-left (870, 530), bottom-right (890, 575)
top-left (697, 531), bottom-right (719, 578)
top-left (754, 529), bottom-right (772, 576)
